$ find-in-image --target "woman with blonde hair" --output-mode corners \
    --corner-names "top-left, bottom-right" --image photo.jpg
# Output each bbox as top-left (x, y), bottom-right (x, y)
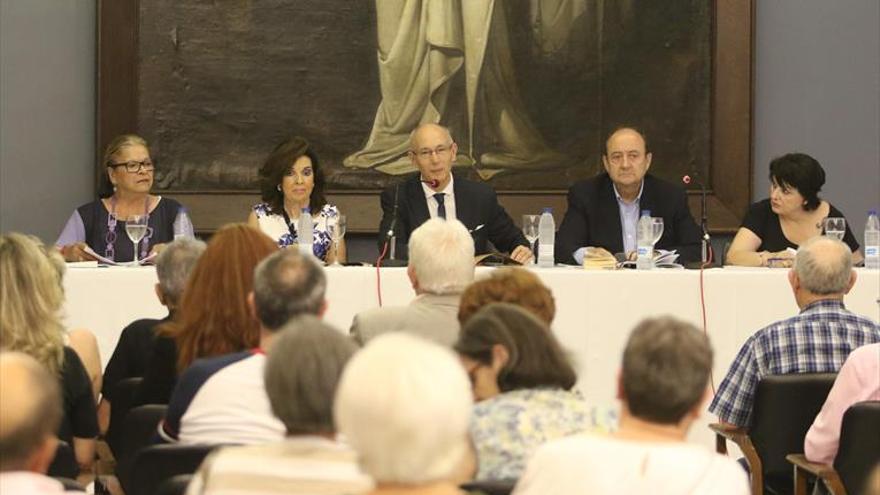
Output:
top-left (57, 134), bottom-right (193, 262)
top-left (135, 223), bottom-right (278, 404)
top-left (0, 233), bottom-right (99, 475)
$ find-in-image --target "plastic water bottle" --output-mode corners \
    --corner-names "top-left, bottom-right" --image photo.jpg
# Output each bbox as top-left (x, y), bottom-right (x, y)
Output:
top-left (636, 210), bottom-right (654, 270)
top-left (537, 207), bottom-right (555, 267)
top-left (297, 207), bottom-right (313, 256)
top-left (172, 207), bottom-right (194, 239)
top-left (865, 210), bottom-right (880, 270)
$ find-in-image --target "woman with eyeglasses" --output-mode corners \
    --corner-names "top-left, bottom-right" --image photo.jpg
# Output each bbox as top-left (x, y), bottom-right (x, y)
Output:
top-left (57, 134), bottom-right (192, 262)
top-left (247, 135), bottom-right (345, 263)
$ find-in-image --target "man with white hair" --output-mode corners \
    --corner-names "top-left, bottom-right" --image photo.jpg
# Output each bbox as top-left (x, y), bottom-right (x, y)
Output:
top-left (335, 333), bottom-right (475, 491)
top-left (0, 352), bottom-right (81, 493)
top-left (352, 218), bottom-right (475, 347)
top-left (710, 236), bottom-right (880, 428)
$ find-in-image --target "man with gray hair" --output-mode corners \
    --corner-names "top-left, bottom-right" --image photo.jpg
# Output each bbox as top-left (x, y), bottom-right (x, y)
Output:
top-left (0, 352), bottom-right (80, 493)
top-left (710, 236), bottom-right (880, 428)
top-left (185, 317), bottom-right (372, 494)
top-left (99, 237), bottom-right (206, 433)
top-left (351, 218), bottom-right (475, 346)
top-left (513, 317), bottom-right (748, 494)
top-left (160, 249), bottom-right (328, 445)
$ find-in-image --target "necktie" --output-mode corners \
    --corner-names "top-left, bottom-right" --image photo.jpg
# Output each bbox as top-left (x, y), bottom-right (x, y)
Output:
top-left (435, 193), bottom-right (446, 219)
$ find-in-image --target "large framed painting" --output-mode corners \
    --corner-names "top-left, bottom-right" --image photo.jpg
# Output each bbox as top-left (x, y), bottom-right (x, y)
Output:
top-left (98, 0), bottom-right (753, 233)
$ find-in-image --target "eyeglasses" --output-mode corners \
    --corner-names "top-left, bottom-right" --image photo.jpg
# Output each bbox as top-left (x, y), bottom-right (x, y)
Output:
top-left (412, 144), bottom-right (453, 160)
top-left (108, 159), bottom-right (155, 173)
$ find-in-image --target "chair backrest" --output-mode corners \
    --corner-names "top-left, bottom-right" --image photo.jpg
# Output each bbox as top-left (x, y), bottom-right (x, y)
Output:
top-left (834, 401), bottom-right (880, 495)
top-left (117, 404), bottom-right (168, 494)
top-left (460, 479), bottom-right (518, 495)
top-left (749, 373), bottom-right (836, 480)
top-left (106, 376), bottom-right (144, 456)
top-left (47, 440), bottom-right (79, 479)
top-left (128, 444), bottom-right (218, 495)
top-left (155, 474), bottom-right (194, 495)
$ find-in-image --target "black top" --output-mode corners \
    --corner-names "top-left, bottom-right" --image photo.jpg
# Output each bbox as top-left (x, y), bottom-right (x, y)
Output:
top-left (132, 335), bottom-right (179, 406)
top-left (102, 315), bottom-right (170, 402)
top-left (741, 199), bottom-right (860, 252)
top-left (378, 173), bottom-right (528, 258)
top-left (76, 197), bottom-right (183, 262)
top-left (58, 347), bottom-right (99, 444)
top-left (555, 173), bottom-right (703, 264)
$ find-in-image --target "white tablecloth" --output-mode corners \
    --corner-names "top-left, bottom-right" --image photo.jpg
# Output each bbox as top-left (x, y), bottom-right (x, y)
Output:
top-left (63, 265), bottom-right (879, 450)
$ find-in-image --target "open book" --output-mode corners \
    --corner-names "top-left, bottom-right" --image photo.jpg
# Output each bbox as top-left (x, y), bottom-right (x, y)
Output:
top-left (618, 249), bottom-right (683, 269)
top-left (82, 245), bottom-right (157, 266)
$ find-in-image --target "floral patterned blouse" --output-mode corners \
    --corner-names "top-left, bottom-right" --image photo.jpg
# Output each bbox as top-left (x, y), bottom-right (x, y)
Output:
top-left (470, 388), bottom-right (617, 481)
top-left (252, 203), bottom-right (339, 261)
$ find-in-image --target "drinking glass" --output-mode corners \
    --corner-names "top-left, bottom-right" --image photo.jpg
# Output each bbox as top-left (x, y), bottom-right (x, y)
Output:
top-left (125, 214), bottom-right (148, 265)
top-left (522, 214), bottom-right (540, 263)
top-left (328, 214), bottom-right (347, 266)
top-left (651, 217), bottom-right (665, 246)
top-left (823, 217), bottom-right (845, 241)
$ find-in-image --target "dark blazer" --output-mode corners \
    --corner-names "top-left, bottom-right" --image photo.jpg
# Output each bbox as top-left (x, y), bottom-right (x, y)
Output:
top-left (555, 173), bottom-right (702, 264)
top-left (378, 174), bottom-right (528, 258)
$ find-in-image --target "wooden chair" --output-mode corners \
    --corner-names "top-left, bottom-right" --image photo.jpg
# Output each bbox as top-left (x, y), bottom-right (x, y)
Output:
top-left (786, 401), bottom-right (880, 495)
top-left (710, 373), bottom-right (837, 495)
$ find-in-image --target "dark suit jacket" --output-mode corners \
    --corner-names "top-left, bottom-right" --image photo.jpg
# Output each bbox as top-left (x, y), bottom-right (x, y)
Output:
top-left (555, 173), bottom-right (702, 264)
top-left (378, 174), bottom-right (528, 258)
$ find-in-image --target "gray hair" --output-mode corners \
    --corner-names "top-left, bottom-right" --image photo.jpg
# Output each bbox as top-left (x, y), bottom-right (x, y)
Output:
top-left (794, 236), bottom-right (853, 295)
top-left (622, 316), bottom-right (713, 424)
top-left (408, 218), bottom-right (475, 295)
top-left (264, 316), bottom-right (357, 435)
top-left (253, 249), bottom-right (327, 330)
top-left (0, 351), bottom-right (62, 471)
top-left (155, 237), bottom-right (206, 305)
top-left (335, 333), bottom-right (472, 484)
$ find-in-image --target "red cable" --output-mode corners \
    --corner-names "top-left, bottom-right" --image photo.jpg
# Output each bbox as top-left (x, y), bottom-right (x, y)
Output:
top-left (375, 241), bottom-right (389, 307)
top-left (699, 244), bottom-right (717, 395)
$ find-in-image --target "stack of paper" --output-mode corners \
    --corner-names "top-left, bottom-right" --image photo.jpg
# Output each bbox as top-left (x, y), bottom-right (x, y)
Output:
top-left (582, 247), bottom-right (618, 270)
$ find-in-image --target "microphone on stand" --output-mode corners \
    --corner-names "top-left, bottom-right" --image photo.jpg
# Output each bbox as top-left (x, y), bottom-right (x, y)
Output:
top-left (682, 173), bottom-right (711, 265)
top-left (377, 182), bottom-right (408, 268)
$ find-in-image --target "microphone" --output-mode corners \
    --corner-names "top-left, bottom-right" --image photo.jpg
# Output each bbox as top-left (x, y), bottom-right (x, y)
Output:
top-left (421, 178), bottom-right (440, 188)
top-left (682, 173), bottom-right (711, 265)
top-left (377, 181), bottom-right (407, 267)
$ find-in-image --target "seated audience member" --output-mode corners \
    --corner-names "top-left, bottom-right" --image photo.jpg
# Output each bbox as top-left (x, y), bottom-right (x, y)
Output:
top-left (456, 267), bottom-right (555, 325)
top-left (57, 134), bottom-right (192, 263)
top-left (514, 317), bottom-right (749, 495)
top-left (727, 152), bottom-right (863, 267)
top-left (454, 303), bottom-right (612, 480)
top-left (0, 352), bottom-right (83, 494)
top-left (351, 218), bottom-right (475, 347)
top-left (98, 237), bottom-right (206, 432)
top-left (160, 248), bottom-right (326, 445)
top-left (377, 123), bottom-right (533, 263)
top-left (185, 317), bottom-right (372, 494)
top-left (134, 224), bottom-right (277, 405)
top-left (0, 234), bottom-right (98, 474)
top-left (710, 236), bottom-right (880, 427)
top-left (335, 334), bottom-right (475, 495)
top-left (248, 136), bottom-right (346, 263)
top-left (805, 343), bottom-right (880, 465)
top-left (555, 126), bottom-right (702, 265)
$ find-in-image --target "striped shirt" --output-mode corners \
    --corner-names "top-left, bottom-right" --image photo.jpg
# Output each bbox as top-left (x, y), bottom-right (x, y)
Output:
top-left (709, 299), bottom-right (880, 427)
top-left (185, 436), bottom-right (373, 495)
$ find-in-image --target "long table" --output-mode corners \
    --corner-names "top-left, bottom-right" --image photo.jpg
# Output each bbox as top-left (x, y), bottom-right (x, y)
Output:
top-left (63, 265), bottom-right (879, 450)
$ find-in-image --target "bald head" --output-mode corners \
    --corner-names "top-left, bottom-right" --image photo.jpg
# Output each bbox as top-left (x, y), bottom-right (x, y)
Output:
top-left (0, 352), bottom-right (62, 472)
top-left (794, 236), bottom-right (854, 296)
top-left (409, 123), bottom-right (454, 150)
top-left (408, 123), bottom-right (457, 192)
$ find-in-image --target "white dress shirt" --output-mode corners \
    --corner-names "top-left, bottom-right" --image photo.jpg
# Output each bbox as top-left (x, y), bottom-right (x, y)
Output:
top-left (420, 175), bottom-right (457, 221)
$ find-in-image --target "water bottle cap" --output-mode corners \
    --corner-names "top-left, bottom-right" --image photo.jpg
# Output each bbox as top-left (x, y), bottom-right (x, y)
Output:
top-left (301, 207), bottom-right (311, 213)
top-left (870, 209), bottom-right (878, 215)
top-left (641, 209), bottom-right (651, 217)
top-left (542, 207), bottom-right (553, 213)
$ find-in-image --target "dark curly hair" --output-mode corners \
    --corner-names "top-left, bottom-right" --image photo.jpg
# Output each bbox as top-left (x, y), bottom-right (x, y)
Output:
top-left (769, 152), bottom-right (825, 211)
top-left (258, 136), bottom-right (327, 215)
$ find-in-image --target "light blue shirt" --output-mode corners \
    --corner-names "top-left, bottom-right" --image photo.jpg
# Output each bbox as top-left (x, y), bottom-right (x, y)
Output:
top-left (572, 181), bottom-right (644, 264)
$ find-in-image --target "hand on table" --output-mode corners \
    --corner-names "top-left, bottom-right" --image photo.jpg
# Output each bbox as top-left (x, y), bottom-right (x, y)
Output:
top-left (510, 245), bottom-right (534, 264)
top-left (60, 243), bottom-right (98, 262)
